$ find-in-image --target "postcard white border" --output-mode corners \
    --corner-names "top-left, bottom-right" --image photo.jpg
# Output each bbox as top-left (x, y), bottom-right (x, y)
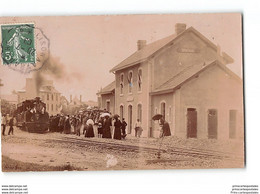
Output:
top-left (0, 0), bottom-right (259, 194)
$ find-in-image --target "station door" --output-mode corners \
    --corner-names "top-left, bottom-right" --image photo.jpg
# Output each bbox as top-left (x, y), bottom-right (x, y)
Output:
top-left (229, 110), bottom-right (237, 139)
top-left (128, 105), bottom-right (133, 134)
top-left (187, 108), bottom-right (197, 138)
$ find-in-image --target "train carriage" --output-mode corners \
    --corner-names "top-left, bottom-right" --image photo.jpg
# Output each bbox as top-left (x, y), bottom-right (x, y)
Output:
top-left (16, 97), bottom-right (49, 133)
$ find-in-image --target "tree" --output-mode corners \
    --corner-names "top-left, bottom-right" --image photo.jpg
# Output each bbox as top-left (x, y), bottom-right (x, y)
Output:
top-left (1, 99), bottom-right (16, 115)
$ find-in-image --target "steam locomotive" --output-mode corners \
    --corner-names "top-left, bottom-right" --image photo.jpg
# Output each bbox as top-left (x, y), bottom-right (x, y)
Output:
top-left (16, 97), bottom-right (49, 133)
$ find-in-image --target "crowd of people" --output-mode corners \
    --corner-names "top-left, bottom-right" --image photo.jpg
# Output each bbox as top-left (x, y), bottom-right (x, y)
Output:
top-left (2, 109), bottom-right (172, 140)
top-left (48, 109), bottom-right (129, 140)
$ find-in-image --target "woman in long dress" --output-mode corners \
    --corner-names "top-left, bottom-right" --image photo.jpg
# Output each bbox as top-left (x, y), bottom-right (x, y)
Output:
top-left (64, 116), bottom-right (71, 134)
top-left (102, 116), bottom-right (112, 139)
top-left (84, 118), bottom-right (95, 138)
top-left (113, 117), bottom-right (122, 140)
top-left (97, 118), bottom-right (103, 138)
top-left (85, 124), bottom-right (95, 138)
top-left (159, 118), bottom-right (171, 137)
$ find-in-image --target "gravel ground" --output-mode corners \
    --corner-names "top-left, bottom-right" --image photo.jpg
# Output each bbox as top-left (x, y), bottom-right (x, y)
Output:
top-left (1, 127), bottom-right (244, 172)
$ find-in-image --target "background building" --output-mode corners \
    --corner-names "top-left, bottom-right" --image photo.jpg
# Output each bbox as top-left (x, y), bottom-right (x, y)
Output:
top-left (97, 81), bottom-right (115, 114)
top-left (60, 95), bottom-right (98, 115)
top-left (0, 94), bottom-right (18, 116)
top-left (0, 94), bottom-right (18, 106)
top-left (66, 95), bottom-right (84, 114)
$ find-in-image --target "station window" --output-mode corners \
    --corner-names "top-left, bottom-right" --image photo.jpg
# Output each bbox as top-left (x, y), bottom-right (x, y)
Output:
top-left (120, 105), bottom-right (124, 119)
top-left (120, 73), bottom-right (124, 94)
top-left (138, 69), bottom-right (142, 91)
top-left (128, 71), bottom-right (133, 93)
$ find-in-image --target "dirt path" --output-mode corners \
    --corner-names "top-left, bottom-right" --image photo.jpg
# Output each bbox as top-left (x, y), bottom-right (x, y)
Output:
top-left (1, 128), bottom-right (244, 171)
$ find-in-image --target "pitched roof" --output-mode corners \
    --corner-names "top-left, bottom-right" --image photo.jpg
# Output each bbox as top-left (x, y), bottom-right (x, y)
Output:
top-left (110, 26), bottom-right (233, 73)
top-left (97, 81), bottom-right (115, 95)
top-left (110, 34), bottom-right (176, 72)
top-left (150, 60), bottom-right (242, 95)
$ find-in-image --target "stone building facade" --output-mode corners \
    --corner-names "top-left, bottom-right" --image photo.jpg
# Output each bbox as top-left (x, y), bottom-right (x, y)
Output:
top-left (101, 23), bottom-right (243, 139)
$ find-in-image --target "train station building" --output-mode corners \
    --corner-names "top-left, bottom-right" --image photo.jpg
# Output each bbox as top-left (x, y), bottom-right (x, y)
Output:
top-left (100, 23), bottom-right (244, 140)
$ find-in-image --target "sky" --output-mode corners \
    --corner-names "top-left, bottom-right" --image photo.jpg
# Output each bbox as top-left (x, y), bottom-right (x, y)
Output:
top-left (0, 13), bottom-right (242, 101)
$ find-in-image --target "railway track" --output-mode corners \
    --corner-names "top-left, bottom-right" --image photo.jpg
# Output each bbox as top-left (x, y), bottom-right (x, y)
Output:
top-left (46, 136), bottom-right (165, 155)
top-left (45, 136), bottom-right (240, 160)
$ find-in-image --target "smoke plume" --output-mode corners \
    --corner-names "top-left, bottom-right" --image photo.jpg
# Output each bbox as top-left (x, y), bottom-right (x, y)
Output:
top-left (33, 55), bottom-right (83, 95)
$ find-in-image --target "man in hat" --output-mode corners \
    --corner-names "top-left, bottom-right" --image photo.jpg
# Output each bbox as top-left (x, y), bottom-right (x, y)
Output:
top-left (121, 118), bottom-right (127, 139)
top-left (8, 116), bottom-right (15, 135)
top-left (134, 119), bottom-right (142, 137)
top-left (1, 114), bottom-right (7, 136)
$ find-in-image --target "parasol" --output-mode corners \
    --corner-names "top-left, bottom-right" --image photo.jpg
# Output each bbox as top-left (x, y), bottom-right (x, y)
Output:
top-left (100, 112), bottom-right (111, 118)
top-left (152, 114), bottom-right (163, 120)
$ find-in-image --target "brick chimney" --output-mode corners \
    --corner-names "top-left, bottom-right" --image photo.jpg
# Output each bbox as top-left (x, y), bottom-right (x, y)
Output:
top-left (137, 40), bottom-right (146, 50)
top-left (175, 23), bottom-right (186, 35)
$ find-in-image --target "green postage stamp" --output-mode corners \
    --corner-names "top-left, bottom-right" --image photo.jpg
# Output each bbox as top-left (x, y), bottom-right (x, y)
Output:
top-left (1, 23), bottom-right (36, 65)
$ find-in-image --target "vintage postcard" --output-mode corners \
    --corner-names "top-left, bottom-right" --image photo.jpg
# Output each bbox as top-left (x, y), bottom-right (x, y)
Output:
top-left (0, 13), bottom-right (244, 172)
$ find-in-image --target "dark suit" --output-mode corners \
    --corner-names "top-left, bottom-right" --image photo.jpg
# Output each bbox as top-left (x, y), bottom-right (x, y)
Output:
top-left (162, 121), bottom-right (171, 136)
top-left (8, 118), bottom-right (14, 135)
